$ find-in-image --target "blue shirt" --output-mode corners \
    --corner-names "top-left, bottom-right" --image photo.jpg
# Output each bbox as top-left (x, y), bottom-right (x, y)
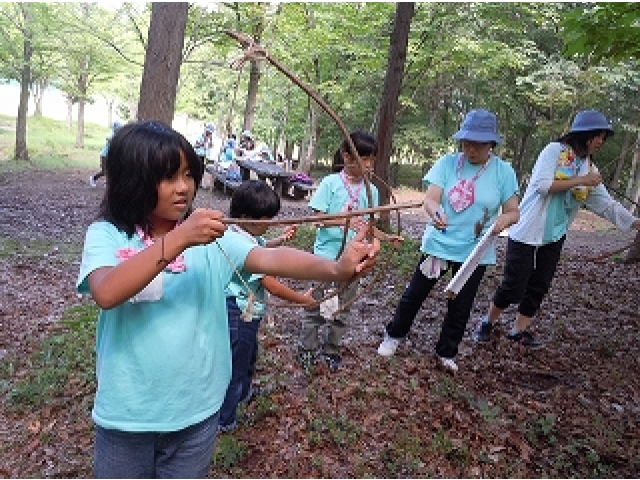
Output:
top-left (309, 172), bottom-right (379, 260)
top-left (421, 153), bottom-right (519, 264)
top-left (76, 222), bottom-right (256, 432)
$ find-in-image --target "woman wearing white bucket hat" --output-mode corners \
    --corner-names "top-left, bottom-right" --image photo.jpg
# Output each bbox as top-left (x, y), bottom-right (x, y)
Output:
top-left (474, 109), bottom-right (640, 348)
top-left (377, 109), bottom-right (520, 373)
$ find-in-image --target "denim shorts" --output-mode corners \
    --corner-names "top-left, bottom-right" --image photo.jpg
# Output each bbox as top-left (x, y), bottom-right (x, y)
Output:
top-left (94, 411), bottom-right (219, 478)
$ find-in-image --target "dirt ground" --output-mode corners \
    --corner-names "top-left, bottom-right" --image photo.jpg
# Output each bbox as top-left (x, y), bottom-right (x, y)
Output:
top-left (1, 168), bottom-right (638, 478)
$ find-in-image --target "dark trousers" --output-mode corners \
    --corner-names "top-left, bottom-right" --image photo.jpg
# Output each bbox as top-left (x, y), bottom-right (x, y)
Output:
top-left (386, 255), bottom-right (486, 359)
top-left (219, 297), bottom-right (260, 429)
top-left (492, 237), bottom-right (565, 318)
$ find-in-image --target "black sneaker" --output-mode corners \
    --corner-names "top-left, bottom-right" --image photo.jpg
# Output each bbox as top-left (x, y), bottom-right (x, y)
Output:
top-left (322, 353), bottom-right (342, 372)
top-left (473, 318), bottom-right (493, 343)
top-left (297, 348), bottom-right (316, 374)
top-left (506, 330), bottom-right (543, 349)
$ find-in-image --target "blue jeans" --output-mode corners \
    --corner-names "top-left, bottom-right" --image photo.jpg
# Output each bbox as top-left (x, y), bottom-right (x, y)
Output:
top-left (219, 297), bottom-right (261, 429)
top-left (386, 255), bottom-right (486, 359)
top-left (94, 411), bottom-right (219, 478)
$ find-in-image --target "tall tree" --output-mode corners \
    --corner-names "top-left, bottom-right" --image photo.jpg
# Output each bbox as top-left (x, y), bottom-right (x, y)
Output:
top-left (137, 2), bottom-right (188, 124)
top-left (562, 2), bottom-right (640, 262)
top-left (374, 2), bottom-right (414, 228)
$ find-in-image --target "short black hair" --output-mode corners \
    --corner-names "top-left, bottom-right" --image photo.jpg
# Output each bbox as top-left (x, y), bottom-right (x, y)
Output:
top-left (99, 120), bottom-right (202, 237)
top-left (559, 129), bottom-right (613, 156)
top-left (331, 130), bottom-right (378, 172)
top-left (229, 180), bottom-right (281, 219)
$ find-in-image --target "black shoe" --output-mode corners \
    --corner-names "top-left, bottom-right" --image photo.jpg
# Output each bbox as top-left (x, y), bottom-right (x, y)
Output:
top-left (322, 353), bottom-right (342, 372)
top-left (473, 318), bottom-right (493, 343)
top-left (506, 330), bottom-right (543, 349)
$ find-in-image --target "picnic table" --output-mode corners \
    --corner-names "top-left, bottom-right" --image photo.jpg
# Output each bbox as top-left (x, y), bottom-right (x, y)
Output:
top-left (235, 158), bottom-right (294, 197)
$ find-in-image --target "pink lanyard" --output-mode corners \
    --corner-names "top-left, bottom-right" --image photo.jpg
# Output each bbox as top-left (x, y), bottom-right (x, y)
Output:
top-left (116, 226), bottom-right (186, 273)
top-left (339, 170), bottom-right (363, 211)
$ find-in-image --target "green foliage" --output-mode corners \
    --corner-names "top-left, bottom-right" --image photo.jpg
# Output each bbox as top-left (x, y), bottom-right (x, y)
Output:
top-left (213, 435), bottom-right (247, 470)
top-left (562, 3), bottom-right (640, 62)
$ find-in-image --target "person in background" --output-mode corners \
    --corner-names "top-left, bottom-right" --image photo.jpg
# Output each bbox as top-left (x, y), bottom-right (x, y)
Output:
top-left (298, 130), bottom-right (403, 373)
top-left (218, 180), bottom-right (314, 433)
top-left (194, 123), bottom-right (215, 177)
top-left (473, 109), bottom-right (640, 348)
top-left (89, 121), bottom-right (122, 187)
top-left (238, 129), bottom-right (255, 152)
top-left (377, 109), bottom-right (520, 374)
top-left (76, 120), bottom-right (380, 478)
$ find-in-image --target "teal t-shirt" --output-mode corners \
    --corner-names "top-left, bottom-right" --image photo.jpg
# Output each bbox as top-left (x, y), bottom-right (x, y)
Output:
top-left (308, 172), bottom-right (379, 260)
top-left (421, 153), bottom-right (519, 264)
top-left (76, 222), bottom-right (256, 432)
top-left (224, 229), bottom-right (267, 319)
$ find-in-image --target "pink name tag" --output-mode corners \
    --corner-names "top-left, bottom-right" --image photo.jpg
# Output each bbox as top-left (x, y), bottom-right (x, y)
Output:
top-left (447, 179), bottom-right (475, 212)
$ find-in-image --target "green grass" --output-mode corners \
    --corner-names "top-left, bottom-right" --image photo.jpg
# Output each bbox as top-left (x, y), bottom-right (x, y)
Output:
top-left (1, 303), bottom-right (97, 412)
top-left (0, 113), bottom-right (108, 170)
top-left (0, 237), bottom-right (81, 261)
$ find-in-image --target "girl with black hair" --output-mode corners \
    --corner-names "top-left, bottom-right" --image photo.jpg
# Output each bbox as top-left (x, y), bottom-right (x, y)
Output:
top-left (76, 121), bottom-right (380, 478)
top-left (474, 109), bottom-right (640, 348)
top-left (297, 130), bottom-right (403, 373)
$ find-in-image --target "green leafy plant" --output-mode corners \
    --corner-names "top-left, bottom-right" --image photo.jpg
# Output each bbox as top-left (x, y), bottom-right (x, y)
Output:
top-left (213, 435), bottom-right (247, 470)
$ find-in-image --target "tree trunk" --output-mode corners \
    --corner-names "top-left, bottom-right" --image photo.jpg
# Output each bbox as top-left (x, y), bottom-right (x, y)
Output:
top-left (137, 2), bottom-right (188, 125)
top-left (32, 78), bottom-right (47, 117)
top-left (243, 61), bottom-right (261, 132)
top-left (75, 57), bottom-right (89, 149)
top-left (15, 5), bottom-right (32, 162)
top-left (106, 98), bottom-right (115, 127)
top-left (374, 2), bottom-right (414, 229)
top-left (623, 130), bottom-right (640, 263)
top-left (611, 130), bottom-right (633, 188)
top-left (66, 95), bottom-right (73, 131)
top-left (299, 97), bottom-right (317, 174)
top-left (624, 130), bottom-right (640, 215)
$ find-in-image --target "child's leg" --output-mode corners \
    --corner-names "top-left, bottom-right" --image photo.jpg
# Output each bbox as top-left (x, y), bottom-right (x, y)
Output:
top-left (324, 280), bottom-right (359, 356)
top-left (299, 283), bottom-right (326, 352)
top-left (241, 317), bottom-right (261, 402)
top-left (219, 299), bottom-right (259, 430)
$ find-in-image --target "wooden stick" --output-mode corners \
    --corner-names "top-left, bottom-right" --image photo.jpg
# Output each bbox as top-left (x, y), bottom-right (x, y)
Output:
top-left (220, 199), bottom-right (424, 226)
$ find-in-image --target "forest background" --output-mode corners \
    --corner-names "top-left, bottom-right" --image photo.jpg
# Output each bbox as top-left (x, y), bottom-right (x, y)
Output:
top-left (1, 2), bottom-right (640, 478)
top-left (2, 2), bottom-right (640, 217)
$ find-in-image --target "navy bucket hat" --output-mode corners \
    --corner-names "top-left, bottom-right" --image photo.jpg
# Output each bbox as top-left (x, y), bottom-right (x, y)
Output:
top-left (452, 109), bottom-right (503, 144)
top-left (569, 109), bottom-right (614, 136)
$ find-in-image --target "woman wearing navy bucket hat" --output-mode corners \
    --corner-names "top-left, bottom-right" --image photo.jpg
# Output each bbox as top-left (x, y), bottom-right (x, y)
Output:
top-left (377, 109), bottom-right (521, 373)
top-left (474, 109), bottom-right (640, 348)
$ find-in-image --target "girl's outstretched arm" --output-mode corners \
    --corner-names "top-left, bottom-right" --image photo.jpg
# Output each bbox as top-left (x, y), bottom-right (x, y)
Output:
top-left (244, 226), bottom-right (380, 281)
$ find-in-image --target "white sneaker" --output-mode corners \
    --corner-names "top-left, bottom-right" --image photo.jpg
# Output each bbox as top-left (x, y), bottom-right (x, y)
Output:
top-left (437, 355), bottom-right (458, 373)
top-left (89, 175), bottom-right (96, 187)
top-left (377, 333), bottom-right (400, 357)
